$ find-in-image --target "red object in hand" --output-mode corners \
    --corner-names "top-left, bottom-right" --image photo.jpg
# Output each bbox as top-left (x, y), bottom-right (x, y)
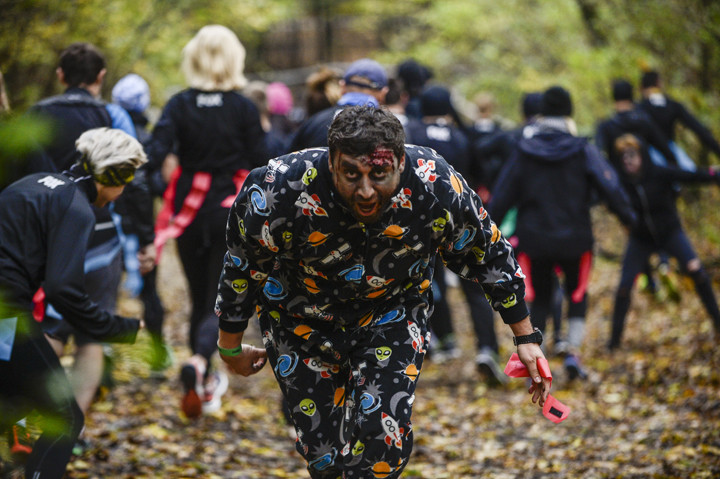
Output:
top-left (542, 395), bottom-right (570, 424)
top-left (504, 353), bottom-right (570, 423)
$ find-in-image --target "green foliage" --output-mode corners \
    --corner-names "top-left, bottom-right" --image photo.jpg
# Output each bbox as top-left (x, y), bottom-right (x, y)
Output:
top-left (0, 114), bottom-right (53, 157)
top-left (0, 0), bottom-right (296, 108)
top-left (1, 0), bottom-right (719, 148)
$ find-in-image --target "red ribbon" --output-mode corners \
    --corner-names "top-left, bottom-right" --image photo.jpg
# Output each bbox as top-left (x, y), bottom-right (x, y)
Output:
top-left (154, 168), bottom-right (249, 260)
top-left (504, 352), bottom-right (570, 423)
top-left (32, 288), bottom-right (45, 322)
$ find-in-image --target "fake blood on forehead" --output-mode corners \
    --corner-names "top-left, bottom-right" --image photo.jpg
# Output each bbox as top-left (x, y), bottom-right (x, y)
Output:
top-left (363, 147), bottom-right (394, 167)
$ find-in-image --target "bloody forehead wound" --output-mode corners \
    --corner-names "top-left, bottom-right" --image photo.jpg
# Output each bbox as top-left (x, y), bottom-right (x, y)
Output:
top-left (365, 147), bottom-right (395, 167)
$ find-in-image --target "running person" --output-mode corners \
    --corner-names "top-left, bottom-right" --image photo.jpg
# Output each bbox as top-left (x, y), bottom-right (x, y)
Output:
top-left (215, 106), bottom-right (550, 478)
top-left (145, 25), bottom-right (267, 417)
top-left (490, 86), bottom-right (636, 379)
top-left (608, 133), bottom-right (720, 348)
top-left (0, 128), bottom-right (145, 479)
top-left (638, 70), bottom-right (720, 170)
top-left (406, 85), bottom-right (505, 383)
top-left (26, 43), bottom-right (155, 453)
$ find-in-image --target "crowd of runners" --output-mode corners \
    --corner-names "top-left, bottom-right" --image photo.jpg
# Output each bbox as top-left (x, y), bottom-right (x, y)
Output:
top-left (1, 22), bottom-right (719, 479)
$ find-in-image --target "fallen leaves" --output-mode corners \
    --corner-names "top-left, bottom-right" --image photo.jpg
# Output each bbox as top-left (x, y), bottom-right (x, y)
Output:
top-left (3, 215), bottom-right (719, 478)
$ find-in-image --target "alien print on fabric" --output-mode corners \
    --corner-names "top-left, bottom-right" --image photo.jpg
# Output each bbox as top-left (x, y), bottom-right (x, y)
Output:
top-left (215, 145), bottom-right (528, 478)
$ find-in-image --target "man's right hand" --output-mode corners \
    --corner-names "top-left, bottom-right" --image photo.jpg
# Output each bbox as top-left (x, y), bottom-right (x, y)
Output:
top-left (220, 345), bottom-right (267, 376)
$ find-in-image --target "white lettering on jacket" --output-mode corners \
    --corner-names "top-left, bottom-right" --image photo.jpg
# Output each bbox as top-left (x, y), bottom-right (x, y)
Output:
top-left (38, 176), bottom-right (65, 189)
top-left (426, 125), bottom-right (451, 142)
top-left (196, 93), bottom-right (223, 108)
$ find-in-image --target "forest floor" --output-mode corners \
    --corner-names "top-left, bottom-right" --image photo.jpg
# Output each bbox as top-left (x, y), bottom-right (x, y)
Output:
top-left (4, 207), bottom-right (720, 478)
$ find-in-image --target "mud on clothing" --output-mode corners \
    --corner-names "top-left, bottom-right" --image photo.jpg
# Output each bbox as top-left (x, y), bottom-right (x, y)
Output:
top-left (216, 145), bottom-right (528, 477)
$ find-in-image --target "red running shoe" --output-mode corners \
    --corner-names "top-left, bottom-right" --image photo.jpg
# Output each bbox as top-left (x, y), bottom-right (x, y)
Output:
top-left (180, 362), bottom-right (204, 419)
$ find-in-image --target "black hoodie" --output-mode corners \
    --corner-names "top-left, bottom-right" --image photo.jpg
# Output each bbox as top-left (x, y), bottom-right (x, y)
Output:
top-left (490, 119), bottom-right (636, 259)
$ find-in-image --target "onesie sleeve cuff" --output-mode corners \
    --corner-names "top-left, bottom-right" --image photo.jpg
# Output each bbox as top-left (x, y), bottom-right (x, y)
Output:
top-left (498, 300), bottom-right (530, 325)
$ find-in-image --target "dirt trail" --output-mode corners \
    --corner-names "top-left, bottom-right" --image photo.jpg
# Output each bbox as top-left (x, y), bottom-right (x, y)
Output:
top-left (64, 228), bottom-right (720, 478)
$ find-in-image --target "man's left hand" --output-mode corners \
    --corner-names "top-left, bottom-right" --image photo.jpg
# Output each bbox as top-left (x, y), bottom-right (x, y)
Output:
top-left (220, 345), bottom-right (268, 377)
top-left (517, 343), bottom-right (552, 406)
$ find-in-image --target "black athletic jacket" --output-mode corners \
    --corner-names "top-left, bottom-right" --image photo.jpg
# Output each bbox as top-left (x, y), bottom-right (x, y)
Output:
top-left (286, 105), bottom-right (342, 153)
top-left (638, 93), bottom-right (720, 157)
top-left (28, 87), bottom-right (154, 248)
top-left (30, 87), bottom-right (114, 171)
top-left (146, 88), bottom-right (267, 215)
top-left (0, 168), bottom-right (140, 342)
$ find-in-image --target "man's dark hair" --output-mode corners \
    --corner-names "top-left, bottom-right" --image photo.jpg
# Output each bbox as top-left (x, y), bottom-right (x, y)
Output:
top-left (397, 59), bottom-right (432, 97)
top-left (59, 43), bottom-right (106, 87)
top-left (540, 86), bottom-right (572, 117)
top-left (612, 79), bottom-right (634, 102)
top-left (328, 106), bottom-right (405, 163)
top-left (384, 78), bottom-right (404, 106)
top-left (640, 71), bottom-right (660, 90)
top-left (522, 92), bottom-right (543, 119)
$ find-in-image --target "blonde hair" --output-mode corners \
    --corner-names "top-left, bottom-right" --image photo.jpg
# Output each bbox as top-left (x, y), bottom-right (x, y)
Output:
top-left (76, 127), bottom-right (147, 178)
top-left (305, 67), bottom-right (342, 116)
top-left (182, 25), bottom-right (247, 91)
top-left (614, 133), bottom-right (641, 153)
top-left (474, 92), bottom-right (496, 114)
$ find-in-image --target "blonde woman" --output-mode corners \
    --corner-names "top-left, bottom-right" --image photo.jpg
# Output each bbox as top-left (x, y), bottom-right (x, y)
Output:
top-left (146, 25), bottom-right (267, 418)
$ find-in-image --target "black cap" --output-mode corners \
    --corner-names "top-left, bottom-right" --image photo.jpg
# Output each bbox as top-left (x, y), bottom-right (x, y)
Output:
top-left (640, 71), bottom-right (660, 89)
top-left (541, 86), bottom-right (573, 117)
top-left (522, 92), bottom-right (543, 119)
top-left (398, 59), bottom-right (433, 94)
top-left (612, 79), bottom-right (633, 101)
top-left (420, 85), bottom-right (453, 117)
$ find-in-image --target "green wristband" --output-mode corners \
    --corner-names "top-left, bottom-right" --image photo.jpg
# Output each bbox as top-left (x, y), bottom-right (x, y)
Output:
top-left (217, 342), bottom-right (243, 356)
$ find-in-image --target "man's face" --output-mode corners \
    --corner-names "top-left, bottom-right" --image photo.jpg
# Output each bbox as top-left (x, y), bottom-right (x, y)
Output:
top-left (329, 149), bottom-right (405, 224)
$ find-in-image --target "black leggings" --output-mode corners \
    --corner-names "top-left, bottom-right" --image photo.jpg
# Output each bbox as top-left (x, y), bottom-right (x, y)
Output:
top-left (0, 325), bottom-right (84, 479)
top-left (610, 228), bottom-right (720, 348)
top-left (528, 255), bottom-right (590, 333)
top-left (140, 267), bottom-right (165, 338)
top-left (175, 209), bottom-right (228, 364)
